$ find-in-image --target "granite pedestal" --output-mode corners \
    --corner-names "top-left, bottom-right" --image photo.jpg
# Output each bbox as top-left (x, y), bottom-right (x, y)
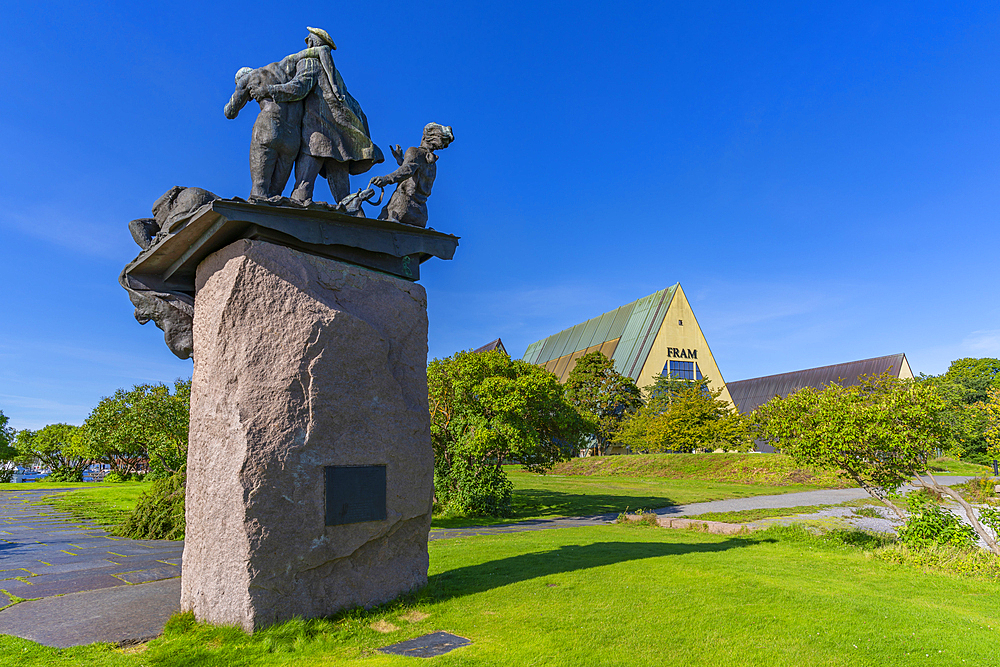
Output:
top-left (122, 200), bottom-right (457, 632)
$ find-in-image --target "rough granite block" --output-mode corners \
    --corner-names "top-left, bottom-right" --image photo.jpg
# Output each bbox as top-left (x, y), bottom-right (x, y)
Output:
top-left (181, 240), bottom-right (433, 632)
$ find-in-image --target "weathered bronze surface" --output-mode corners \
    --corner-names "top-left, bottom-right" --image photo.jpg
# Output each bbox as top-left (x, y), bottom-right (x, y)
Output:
top-left (121, 192), bottom-right (459, 359)
top-left (325, 465), bottom-right (387, 526)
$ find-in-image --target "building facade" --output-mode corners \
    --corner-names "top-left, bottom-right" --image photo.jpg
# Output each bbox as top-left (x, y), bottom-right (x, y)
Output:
top-left (522, 284), bottom-right (732, 403)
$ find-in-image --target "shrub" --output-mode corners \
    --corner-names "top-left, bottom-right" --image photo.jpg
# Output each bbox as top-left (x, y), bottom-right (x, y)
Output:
top-left (437, 458), bottom-right (513, 517)
top-left (47, 468), bottom-right (84, 483)
top-left (897, 493), bottom-right (976, 549)
top-left (116, 468), bottom-right (185, 540)
top-left (615, 508), bottom-right (659, 527)
top-left (103, 471), bottom-right (128, 483)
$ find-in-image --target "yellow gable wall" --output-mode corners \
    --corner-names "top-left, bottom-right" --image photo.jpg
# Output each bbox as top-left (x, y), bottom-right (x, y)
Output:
top-left (634, 284), bottom-right (734, 406)
top-left (899, 354), bottom-right (914, 379)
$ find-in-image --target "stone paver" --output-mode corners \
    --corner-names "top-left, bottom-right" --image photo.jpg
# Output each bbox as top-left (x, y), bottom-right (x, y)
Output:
top-left (0, 578), bottom-right (181, 648)
top-left (0, 488), bottom-right (182, 647)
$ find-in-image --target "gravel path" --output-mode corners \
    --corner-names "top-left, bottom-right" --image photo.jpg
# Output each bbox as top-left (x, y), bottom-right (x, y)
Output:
top-left (431, 476), bottom-right (978, 538)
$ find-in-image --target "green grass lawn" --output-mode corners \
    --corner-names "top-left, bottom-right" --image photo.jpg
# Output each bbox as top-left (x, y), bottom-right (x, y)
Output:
top-left (3, 524), bottom-right (999, 666)
top-left (42, 483), bottom-right (148, 528)
top-left (927, 457), bottom-right (993, 476)
top-left (1, 470), bottom-right (850, 533)
top-left (8, 454), bottom-right (987, 534)
top-left (549, 452), bottom-right (854, 486)
top-left (0, 481), bottom-right (148, 529)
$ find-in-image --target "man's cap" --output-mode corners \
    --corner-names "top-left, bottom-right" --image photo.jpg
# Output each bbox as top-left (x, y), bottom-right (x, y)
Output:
top-left (306, 27), bottom-right (337, 50)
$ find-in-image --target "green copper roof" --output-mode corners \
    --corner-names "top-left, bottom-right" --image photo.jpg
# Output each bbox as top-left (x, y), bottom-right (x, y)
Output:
top-left (522, 285), bottom-right (678, 381)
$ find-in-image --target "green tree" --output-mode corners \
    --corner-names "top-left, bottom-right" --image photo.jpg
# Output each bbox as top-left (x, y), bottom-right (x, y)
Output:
top-left (754, 373), bottom-right (999, 553)
top-left (938, 357), bottom-right (1000, 404)
top-left (564, 351), bottom-right (643, 455)
top-left (983, 387), bottom-right (1000, 461)
top-left (615, 376), bottom-right (752, 453)
top-left (919, 357), bottom-right (1000, 464)
top-left (13, 424), bottom-right (93, 481)
top-left (84, 379), bottom-right (191, 479)
top-left (428, 350), bottom-right (590, 516)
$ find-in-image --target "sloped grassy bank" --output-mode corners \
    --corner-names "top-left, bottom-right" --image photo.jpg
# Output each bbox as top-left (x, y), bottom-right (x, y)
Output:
top-left (550, 452), bottom-right (853, 488)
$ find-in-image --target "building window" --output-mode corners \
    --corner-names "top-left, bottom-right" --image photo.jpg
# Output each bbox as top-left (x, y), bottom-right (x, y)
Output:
top-left (678, 319), bottom-right (683, 326)
top-left (696, 363), bottom-right (703, 380)
top-left (668, 360), bottom-right (695, 380)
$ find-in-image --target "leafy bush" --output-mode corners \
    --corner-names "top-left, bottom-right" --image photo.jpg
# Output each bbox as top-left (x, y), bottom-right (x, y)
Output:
top-left (897, 493), bottom-right (976, 549)
top-left (616, 377), bottom-right (752, 453)
top-left (754, 373), bottom-right (957, 518)
top-left (47, 468), bottom-right (84, 483)
top-left (978, 506), bottom-right (1000, 542)
top-left (84, 379), bottom-right (190, 479)
top-left (102, 471), bottom-right (128, 483)
top-left (436, 458), bottom-right (513, 517)
top-left (116, 468), bottom-right (185, 540)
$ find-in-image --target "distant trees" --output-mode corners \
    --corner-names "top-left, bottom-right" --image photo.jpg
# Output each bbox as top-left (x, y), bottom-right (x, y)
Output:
top-left (84, 379), bottom-right (191, 479)
top-left (428, 350), bottom-right (590, 516)
top-left (615, 376), bottom-right (752, 453)
top-left (0, 411), bottom-right (16, 482)
top-left (563, 352), bottom-right (642, 455)
top-left (919, 357), bottom-right (1000, 464)
top-left (984, 388), bottom-right (1000, 462)
top-left (13, 424), bottom-right (93, 482)
top-left (0, 379), bottom-right (192, 484)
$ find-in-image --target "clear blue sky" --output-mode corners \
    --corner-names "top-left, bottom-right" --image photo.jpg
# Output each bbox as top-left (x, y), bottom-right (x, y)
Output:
top-left (1, 1), bottom-right (998, 430)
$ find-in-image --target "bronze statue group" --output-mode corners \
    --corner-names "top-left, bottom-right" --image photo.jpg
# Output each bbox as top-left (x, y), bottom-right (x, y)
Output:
top-left (225, 27), bottom-right (453, 228)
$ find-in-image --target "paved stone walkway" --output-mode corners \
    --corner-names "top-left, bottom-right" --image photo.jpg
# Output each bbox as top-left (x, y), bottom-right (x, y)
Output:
top-left (429, 476), bottom-right (976, 539)
top-left (0, 488), bottom-right (183, 647)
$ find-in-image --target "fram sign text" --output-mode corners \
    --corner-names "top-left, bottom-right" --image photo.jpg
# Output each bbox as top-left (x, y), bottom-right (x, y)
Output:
top-left (667, 348), bottom-right (697, 359)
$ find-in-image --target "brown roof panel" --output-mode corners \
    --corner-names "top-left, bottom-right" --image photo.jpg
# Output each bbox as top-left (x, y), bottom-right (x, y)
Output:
top-left (728, 353), bottom-right (908, 414)
top-left (472, 338), bottom-right (508, 355)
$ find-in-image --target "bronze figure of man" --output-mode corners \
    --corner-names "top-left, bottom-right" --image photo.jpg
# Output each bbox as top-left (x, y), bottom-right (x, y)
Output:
top-left (224, 59), bottom-right (304, 200)
top-left (258, 28), bottom-right (383, 205)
